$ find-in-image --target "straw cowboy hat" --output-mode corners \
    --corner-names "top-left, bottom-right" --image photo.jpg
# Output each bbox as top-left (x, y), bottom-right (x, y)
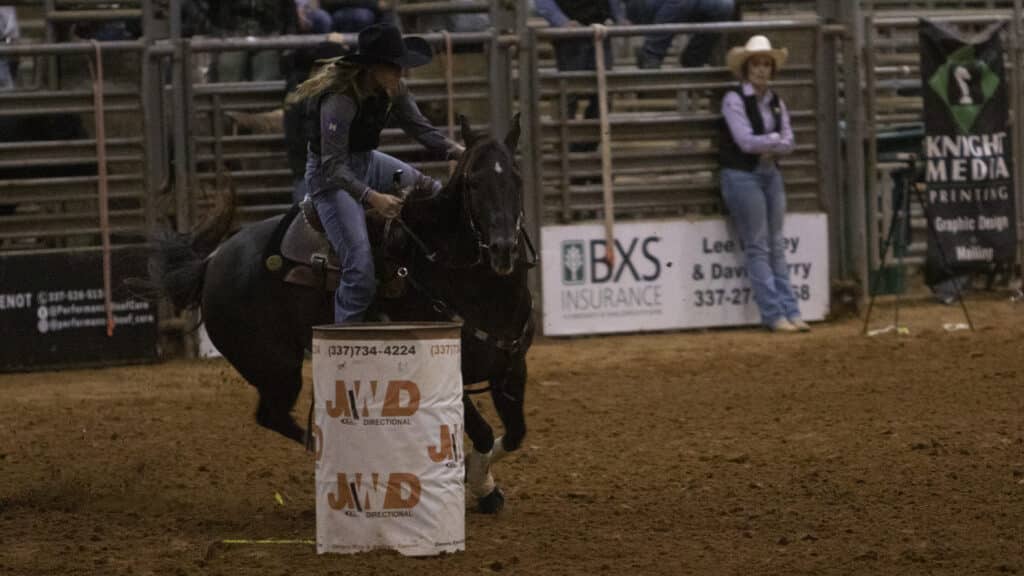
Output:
top-left (726, 35), bottom-right (788, 78)
top-left (340, 24), bottom-right (432, 69)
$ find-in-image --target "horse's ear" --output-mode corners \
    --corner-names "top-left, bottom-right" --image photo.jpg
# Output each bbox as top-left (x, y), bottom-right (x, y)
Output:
top-left (505, 112), bottom-right (521, 152)
top-left (459, 114), bottom-right (476, 146)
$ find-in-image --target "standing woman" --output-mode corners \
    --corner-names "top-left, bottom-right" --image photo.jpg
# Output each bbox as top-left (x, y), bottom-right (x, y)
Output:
top-left (288, 24), bottom-right (463, 324)
top-left (719, 35), bottom-right (809, 333)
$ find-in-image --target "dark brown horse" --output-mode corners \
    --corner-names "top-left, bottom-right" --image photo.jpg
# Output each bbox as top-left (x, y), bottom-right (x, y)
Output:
top-left (151, 116), bottom-right (533, 513)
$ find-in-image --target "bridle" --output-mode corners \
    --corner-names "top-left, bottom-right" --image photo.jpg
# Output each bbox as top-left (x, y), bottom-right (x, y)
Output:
top-left (390, 138), bottom-right (536, 270)
top-left (383, 137), bottom-right (537, 363)
top-left (450, 140), bottom-right (535, 269)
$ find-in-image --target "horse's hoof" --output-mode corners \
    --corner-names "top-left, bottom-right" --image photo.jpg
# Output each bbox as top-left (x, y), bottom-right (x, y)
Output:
top-left (477, 487), bottom-right (505, 514)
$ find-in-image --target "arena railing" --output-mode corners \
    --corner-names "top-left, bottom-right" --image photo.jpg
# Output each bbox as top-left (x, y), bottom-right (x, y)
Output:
top-left (0, 39), bottom-right (151, 255)
top-left (523, 20), bottom-right (839, 228)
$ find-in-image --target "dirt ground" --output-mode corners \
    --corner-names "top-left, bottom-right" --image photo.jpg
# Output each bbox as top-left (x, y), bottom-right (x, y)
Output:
top-left (1, 297), bottom-right (1021, 576)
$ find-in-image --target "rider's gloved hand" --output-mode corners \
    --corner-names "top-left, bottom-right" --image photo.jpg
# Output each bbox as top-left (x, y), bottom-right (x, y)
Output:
top-left (447, 143), bottom-right (466, 161)
top-left (367, 190), bottom-right (404, 219)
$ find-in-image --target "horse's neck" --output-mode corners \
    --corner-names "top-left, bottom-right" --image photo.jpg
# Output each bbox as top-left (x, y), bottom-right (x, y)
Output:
top-left (426, 263), bottom-right (530, 335)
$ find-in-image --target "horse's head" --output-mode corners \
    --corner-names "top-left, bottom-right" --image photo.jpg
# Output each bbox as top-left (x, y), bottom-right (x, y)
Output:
top-left (453, 113), bottom-right (523, 276)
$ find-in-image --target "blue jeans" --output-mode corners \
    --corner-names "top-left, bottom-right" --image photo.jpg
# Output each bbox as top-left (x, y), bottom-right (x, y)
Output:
top-left (0, 59), bottom-right (13, 90)
top-left (331, 7), bottom-right (379, 32)
top-left (306, 150), bottom-right (437, 323)
top-left (306, 8), bottom-right (333, 34)
top-left (721, 166), bottom-right (800, 326)
top-left (637, 0), bottom-right (735, 67)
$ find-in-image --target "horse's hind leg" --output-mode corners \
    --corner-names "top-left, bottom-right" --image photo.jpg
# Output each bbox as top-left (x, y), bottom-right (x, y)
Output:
top-left (253, 359), bottom-right (305, 444)
top-left (223, 335), bottom-right (306, 444)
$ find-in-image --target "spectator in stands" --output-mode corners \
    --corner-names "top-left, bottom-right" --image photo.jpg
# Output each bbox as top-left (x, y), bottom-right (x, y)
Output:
top-left (0, 6), bottom-right (18, 90)
top-left (321, 0), bottom-right (394, 33)
top-left (208, 0), bottom-right (300, 82)
top-left (630, 0), bottom-right (736, 68)
top-left (296, 0), bottom-right (333, 34)
top-left (288, 24), bottom-right (463, 323)
top-left (416, 0), bottom-right (489, 35)
top-left (718, 35), bottom-right (808, 333)
top-left (535, 0), bottom-right (627, 152)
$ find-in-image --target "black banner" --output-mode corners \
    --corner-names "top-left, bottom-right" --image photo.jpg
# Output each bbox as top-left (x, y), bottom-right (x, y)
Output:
top-left (0, 247), bottom-right (158, 371)
top-left (919, 19), bottom-right (1016, 275)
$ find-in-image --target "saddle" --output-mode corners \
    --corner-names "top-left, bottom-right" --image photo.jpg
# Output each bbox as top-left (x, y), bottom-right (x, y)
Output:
top-left (265, 197), bottom-right (407, 298)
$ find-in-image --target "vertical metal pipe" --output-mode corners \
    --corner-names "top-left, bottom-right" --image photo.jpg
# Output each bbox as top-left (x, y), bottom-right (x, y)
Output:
top-left (141, 48), bottom-right (161, 240)
top-left (488, 0), bottom-right (514, 140)
top-left (183, 42), bottom-right (198, 222)
top-left (141, 0), bottom-right (155, 40)
top-left (488, 35), bottom-right (511, 141)
top-left (1013, 0), bottom-right (1024, 283)
top-left (44, 0), bottom-right (58, 89)
top-left (517, 0), bottom-right (544, 332)
top-left (816, 0), bottom-right (843, 281)
top-left (557, 78), bottom-right (571, 221)
top-left (213, 94), bottom-right (225, 191)
top-left (840, 1), bottom-right (869, 308)
top-left (172, 45), bottom-right (189, 234)
top-left (864, 14), bottom-right (880, 293)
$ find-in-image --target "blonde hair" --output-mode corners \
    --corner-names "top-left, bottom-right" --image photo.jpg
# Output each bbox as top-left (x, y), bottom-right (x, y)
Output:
top-left (286, 60), bottom-right (364, 105)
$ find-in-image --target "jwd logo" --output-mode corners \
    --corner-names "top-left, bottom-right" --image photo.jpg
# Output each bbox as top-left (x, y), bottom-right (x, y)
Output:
top-left (327, 472), bottom-right (421, 517)
top-left (326, 380), bottom-right (420, 424)
top-left (427, 424), bottom-right (462, 468)
top-left (561, 237), bottom-right (662, 285)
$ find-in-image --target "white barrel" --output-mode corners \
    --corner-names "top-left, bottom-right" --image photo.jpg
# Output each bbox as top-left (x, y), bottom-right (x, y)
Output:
top-left (312, 322), bottom-right (465, 556)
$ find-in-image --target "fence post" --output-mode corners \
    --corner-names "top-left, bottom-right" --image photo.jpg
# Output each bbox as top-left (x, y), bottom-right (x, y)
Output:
top-left (1013, 0), bottom-right (1024, 283)
top-left (840, 1), bottom-right (870, 307)
top-left (170, 0), bottom-right (198, 357)
top-left (489, 1), bottom-right (515, 139)
top-left (141, 49), bottom-right (162, 241)
top-left (816, 1), bottom-right (844, 282)
top-left (44, 0), bottom-right (58, 89)
top-left (517, 0), bottom-right (543, 330)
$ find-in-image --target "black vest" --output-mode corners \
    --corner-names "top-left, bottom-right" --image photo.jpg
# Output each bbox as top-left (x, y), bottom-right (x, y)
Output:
top-left (557, 0), bottom-right (610, 25)
top-left (308, 88), bottom-right (392, 157)
top-left (719, 86), bottom-right (782, 172)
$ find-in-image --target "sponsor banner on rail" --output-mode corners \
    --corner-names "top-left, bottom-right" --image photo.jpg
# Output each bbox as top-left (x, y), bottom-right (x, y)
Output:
top-left (541, 214), bottom-right (829, 336)
top-left (312, 324), bottom-right (465, 556)
top-left (919, 19), bottom-right (1017, 273)
top-left (0, 247), bottom-right (158, 371)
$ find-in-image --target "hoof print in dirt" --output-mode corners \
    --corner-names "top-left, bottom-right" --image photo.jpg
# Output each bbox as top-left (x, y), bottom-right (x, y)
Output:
top-left (477, 487), bottom-right (505, 514)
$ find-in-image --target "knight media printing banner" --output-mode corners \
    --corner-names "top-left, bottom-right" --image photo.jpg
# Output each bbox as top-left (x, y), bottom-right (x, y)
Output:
top-left (919, 19), bottom-right (1017, 271)
top-left (542, 214), bottom-right (829, 336)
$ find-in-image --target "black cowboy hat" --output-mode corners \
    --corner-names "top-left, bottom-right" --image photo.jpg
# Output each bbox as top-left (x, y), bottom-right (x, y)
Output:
top-left (341, 24), bottom-right (432, 69)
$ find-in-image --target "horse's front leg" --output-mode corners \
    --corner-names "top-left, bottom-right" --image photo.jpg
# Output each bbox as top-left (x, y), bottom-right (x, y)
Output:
top-left (463, 395), bottom-right (504, 513)
top-left (489, 353), bottom-right (527, 462)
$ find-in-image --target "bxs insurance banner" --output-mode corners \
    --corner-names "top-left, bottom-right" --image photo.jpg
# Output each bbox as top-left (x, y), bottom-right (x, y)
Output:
top-left (541, 214), bottom-right (829, 336)
top-left (919, 19), bottom-right (1016, 272)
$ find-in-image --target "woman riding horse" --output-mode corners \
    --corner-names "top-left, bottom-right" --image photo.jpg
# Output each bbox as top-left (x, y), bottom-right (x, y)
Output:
top-left (288, 24), bottom-right (464, 323)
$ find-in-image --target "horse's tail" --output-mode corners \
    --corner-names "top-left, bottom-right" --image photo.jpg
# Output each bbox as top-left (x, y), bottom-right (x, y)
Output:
top-left (145, 185), bottom-right (236, 311)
